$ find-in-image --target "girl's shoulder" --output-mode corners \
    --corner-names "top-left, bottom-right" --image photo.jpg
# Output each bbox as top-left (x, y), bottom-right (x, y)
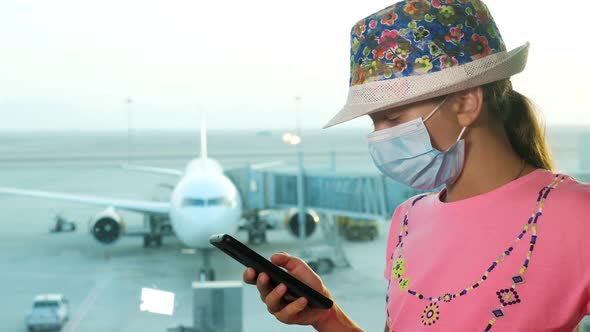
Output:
top-left (550, 172), bottom-right (590, 203)
top-left (543, 172), bottom-right (590, 227)
top-left (390, 191), bottom-right (436, 219)
top-left (502, 169), bottom-right (589, 209)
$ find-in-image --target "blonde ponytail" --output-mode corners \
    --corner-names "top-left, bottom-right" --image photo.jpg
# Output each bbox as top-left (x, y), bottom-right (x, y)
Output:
top-left (482, 79), bottom-right (554, 171)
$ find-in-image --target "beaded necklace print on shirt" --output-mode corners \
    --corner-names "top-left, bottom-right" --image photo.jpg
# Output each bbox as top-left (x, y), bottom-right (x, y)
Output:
top-left (385, 174), bottom-right (566, 331)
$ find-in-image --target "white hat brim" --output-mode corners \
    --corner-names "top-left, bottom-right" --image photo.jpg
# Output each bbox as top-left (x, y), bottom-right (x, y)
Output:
top-left (323, 42), bottom-right (530, 129)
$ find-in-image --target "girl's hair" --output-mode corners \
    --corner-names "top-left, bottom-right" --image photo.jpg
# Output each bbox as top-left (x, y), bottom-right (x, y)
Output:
top-left (481, 79), bottom-right (554, 171)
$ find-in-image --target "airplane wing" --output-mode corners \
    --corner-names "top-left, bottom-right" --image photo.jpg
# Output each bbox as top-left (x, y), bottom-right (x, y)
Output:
top-left (121, 164), bottom-right (183, 176)
top-left (0, 187), bottom-right (170, 215)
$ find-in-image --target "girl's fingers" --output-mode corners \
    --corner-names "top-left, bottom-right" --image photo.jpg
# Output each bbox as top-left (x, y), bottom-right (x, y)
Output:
top-left (256, 272), bottom-right (273, 301)
top-left (243, 267), bottom-right (257, 285)
top-left (264, 283), bottom-right (287, 313)
top-left (274, 297), bottom-right (308, 323)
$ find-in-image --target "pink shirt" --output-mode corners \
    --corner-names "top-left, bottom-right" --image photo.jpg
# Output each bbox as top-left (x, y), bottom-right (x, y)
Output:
top-left (384, 169), bottom-right (590, 331)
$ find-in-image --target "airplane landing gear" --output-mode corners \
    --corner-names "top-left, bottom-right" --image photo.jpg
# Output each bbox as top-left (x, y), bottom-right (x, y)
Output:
top-left (143, 234), bottom-right (162, 248)
top-left (248, 223), bottom-right (267, 245)
top-left (142, 215), bottom-right (165, 248)
top-left (198, 249), bottom-right (216, 281)
top-left (245, 210), bottom-right (267, 245)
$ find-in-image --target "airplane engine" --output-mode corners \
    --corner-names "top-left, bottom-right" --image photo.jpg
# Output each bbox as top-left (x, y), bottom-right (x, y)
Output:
top-left (284, 208), bottom-right (319, 238)
top-left (89, 208), bottom-right (125, 244)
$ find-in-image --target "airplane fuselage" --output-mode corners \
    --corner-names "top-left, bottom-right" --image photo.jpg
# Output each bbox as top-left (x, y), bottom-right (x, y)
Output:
top-left (169, 158), bottom-right (242, 248)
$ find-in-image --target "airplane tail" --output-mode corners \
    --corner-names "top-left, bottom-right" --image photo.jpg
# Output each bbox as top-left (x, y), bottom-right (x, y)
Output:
top-left (200, 114), bottom-right (208, 160)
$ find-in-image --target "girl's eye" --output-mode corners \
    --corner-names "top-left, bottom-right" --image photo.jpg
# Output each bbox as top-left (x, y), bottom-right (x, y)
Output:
top-left (386, 115), bottom-right (400, 122)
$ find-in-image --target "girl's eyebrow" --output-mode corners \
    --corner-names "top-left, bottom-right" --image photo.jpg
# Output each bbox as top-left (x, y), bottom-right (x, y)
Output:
top-left (370, 106), bottom-right (405, 120)
top-left (383, 107), bottom-right (406, 117)
top-left (386, 109), bottom-right (402, 116)
top-left (372, 108), bottom-right (397, 118)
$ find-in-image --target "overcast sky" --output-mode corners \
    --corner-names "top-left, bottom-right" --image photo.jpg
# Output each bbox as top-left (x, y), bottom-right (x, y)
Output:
top-left (1, 0), bottom-right (588, 131)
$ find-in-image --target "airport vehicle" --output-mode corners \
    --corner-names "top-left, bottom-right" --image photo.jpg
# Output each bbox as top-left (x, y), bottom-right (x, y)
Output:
top-left (302, 245), bottom-right (337, 275)
top-left (49, 214), bottom-right (76, 233)
top-left (25, 294), bottom-right (69, 332)
top-left (336, 216), bottom-right (378, 241)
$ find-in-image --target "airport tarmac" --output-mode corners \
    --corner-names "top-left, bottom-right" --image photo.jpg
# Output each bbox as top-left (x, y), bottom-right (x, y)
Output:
top-left (0, 163), bottom-right (389, 332)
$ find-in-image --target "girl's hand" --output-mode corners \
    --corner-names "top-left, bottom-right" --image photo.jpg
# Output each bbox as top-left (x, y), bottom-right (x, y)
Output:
top-left (242, 252), bottom-right (334, 326)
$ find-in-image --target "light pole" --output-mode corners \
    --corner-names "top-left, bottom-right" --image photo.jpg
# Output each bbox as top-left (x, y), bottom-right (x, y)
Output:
top-left (280, 97), bottom-right (306, 257)
top-left (294, 96), bottom-right (306, 257)
top-left (126, 97), bottom-right (133, 164)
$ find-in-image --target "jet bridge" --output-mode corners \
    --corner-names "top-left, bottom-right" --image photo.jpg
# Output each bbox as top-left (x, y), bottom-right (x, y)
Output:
top-left (226, 168), bottom-right (424, 221)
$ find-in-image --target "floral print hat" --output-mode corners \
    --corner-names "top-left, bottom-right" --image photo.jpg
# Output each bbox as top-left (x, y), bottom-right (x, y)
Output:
top-left (323, 0), bottom-right (529, 129)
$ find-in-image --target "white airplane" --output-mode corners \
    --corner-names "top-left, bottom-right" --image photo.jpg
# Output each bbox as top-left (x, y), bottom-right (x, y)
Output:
top-left (0, 120), bottom-right (319, 280)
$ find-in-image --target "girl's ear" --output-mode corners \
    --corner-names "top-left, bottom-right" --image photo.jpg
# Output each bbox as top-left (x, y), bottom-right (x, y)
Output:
top-left (453, 87), bottom-right (484, 128)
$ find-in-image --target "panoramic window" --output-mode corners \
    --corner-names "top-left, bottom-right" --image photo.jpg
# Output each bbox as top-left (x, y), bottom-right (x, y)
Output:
top-left (2, 1), bottom-right (590, 332)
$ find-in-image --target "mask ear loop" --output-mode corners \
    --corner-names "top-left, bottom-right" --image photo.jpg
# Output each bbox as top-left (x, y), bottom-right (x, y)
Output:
top-left (423, 96), bottom-right (467, 142)
top-left (456, 127), bottom-right (467, 142)
top-left (424, 96), bottom-right (449, 122)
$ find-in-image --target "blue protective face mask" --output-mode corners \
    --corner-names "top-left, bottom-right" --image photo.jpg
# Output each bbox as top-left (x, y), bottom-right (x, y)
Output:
top-left (367, 97), bottom-right (467, 190)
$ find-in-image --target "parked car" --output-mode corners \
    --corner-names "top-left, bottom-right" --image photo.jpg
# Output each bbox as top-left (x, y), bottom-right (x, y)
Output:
top-left (25, 294), bottom-right (69, 331)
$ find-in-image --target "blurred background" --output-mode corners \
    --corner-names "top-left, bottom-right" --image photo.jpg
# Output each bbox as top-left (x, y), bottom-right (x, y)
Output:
top-left (1, 1), bottom-right (589, 332)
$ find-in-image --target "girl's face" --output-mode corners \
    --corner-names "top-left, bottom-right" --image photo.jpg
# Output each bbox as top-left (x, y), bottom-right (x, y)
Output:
top-left (368, 97), bottom-right (465, 152)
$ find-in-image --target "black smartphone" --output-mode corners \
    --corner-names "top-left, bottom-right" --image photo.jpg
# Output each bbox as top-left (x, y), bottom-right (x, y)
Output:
top-left (209, 233), bottom-right (333, 310)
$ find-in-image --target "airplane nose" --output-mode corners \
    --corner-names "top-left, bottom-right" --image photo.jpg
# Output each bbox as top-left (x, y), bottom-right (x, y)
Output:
top-left (172, 208), bottom-right (235, 248)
